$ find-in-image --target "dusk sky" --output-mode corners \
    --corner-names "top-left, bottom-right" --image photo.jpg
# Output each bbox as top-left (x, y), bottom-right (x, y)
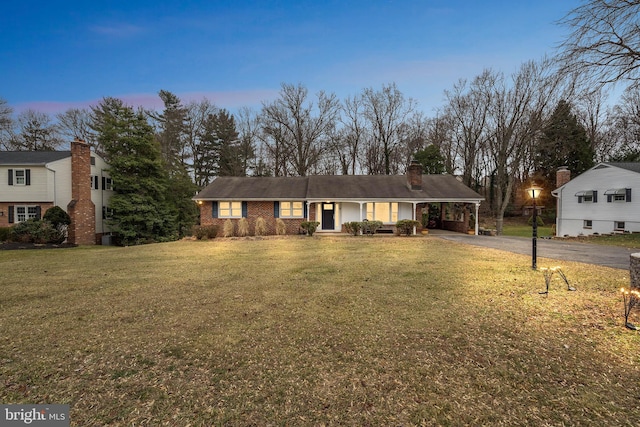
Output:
top-left (1, 0), bottom-right (582, 116)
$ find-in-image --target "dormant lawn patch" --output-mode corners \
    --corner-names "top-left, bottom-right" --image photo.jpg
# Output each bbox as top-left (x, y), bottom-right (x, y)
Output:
top-left (1, 237), bottom-right (639, 425)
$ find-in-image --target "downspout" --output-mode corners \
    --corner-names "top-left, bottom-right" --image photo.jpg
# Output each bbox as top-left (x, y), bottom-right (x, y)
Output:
top-left (412, 201), bottom-right (417, 235)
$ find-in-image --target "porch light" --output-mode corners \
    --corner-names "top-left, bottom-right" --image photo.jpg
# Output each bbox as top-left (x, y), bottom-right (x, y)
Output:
top-left (527, 185), bottom-right (542, 270)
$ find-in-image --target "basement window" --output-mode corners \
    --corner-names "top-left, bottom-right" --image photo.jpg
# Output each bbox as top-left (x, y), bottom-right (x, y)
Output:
top-left (615, 221), bottom-right (625, 231)
top-left (583, 220), bottom-right (592, 229)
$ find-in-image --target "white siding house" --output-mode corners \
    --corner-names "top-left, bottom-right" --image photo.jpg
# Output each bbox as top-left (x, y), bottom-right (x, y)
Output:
top-left (0, 140), bottom-right (113, 244)
top-left (552, 163), bottom-right (640, 236)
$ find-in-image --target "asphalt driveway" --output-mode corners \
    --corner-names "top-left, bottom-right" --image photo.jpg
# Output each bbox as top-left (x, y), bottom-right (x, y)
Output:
top-left (431, 231), bottom-right (639, 270)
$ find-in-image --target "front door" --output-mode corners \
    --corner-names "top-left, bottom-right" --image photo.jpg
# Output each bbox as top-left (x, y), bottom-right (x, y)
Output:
top-left (322, 203), bottom-right (335, 230)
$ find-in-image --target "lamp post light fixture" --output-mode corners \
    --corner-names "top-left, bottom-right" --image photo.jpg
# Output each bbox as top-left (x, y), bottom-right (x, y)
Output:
top-left (527, 185), bottom-right (543, 270)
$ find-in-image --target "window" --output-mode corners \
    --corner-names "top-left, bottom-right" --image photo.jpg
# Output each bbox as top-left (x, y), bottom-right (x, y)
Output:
top-left (583, 220), bottom-right (592, 229)
top-left (102, 206), bottom-right (113, 220)
top-left (280, 201), bottom-right (304, 218)
top-left (219, 201), bottom-right (242, 218)
top-left (102, 177), bottom-right (113, 190)
top-left (366, 202), bottom-right (398, 223)
top-left (575, 190), bottom-right (597, 203)
top-left (605, 188), bottom-right (631, 202)
top-left (8, 169), bottom-right (30, 186)
top-left (15, 206), bottom-right (38, 222)
top-left (90, 156), bottom-right (96, 165)
top-left (615, 221), bottom-right (625, 231)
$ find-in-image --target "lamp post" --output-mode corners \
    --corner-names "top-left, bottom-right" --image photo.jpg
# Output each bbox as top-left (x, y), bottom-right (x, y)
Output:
top-left (527, 185), bottom-right (542, 270)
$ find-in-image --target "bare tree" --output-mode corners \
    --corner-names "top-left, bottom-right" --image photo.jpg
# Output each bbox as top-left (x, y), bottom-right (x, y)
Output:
top-left (260, 83), bottom-right (340, 177)
top-left (444, 72), bottom-right (492, 187)
top-left (56, 108), bottom-right (98, 152)
top-left (424, 113), bottom-right (456, 174)
top-left (13, 109), bottom-right (63, 150)
top-left (558, 0), bottom-right (640, 87)
top-left (482, 60), bottom-right (562, 234)
top-left (361, 83), bottom-right (416, 174)
top-left (236, 107), bottom-right (259, 176)
top-left (574, 88), bottom-right (611, 162)
top-left (0, 98), bottom-right (14, 150)
top-left (337, 93), bottom-right (368, 174)
top-left (605, 86), bottom-right (640, 160)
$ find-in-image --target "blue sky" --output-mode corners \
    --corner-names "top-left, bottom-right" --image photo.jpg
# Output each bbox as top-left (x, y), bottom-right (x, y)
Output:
top-left (1, 0), bottom-right (581, 116)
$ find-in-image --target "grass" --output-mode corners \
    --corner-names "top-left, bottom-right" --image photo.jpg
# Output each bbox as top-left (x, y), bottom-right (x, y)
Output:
top-left (498, 217), bottom-right (640, 248)
top-left (1, 236), bottom-right (640, 425)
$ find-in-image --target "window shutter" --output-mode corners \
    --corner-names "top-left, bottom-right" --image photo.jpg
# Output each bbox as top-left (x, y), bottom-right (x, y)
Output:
top-left (102, 206), bottom-right (106, 219)
top-left (274, 201), bottom-right (280, 218)
top-left (35, 206), bottom-right (41, 220)
top-left (242, 201), bottom-right (248, 218)
top-left (8, 206), bottom-right (14, 223)
top-left (303, 202), bottom-right (308, 218)
top-left (94, 176), bottom-right (98, 190)
top-left (593, 191), bottom-right (597, 203)
top-left (8, 169), bottom-right (13, 185)
top-left (212, 201), bottom-right (218, 218)
top-left (626, 188), bottom-right (632, 202)
top-left (577, 196), bottom-right (583, 203)
top-left (25, 169), bottom-right (30, 186)
top-left (102, 177), bottom-right (106, 190)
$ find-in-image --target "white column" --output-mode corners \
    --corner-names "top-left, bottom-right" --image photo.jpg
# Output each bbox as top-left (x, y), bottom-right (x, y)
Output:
top-left (474, 202), bottom-right (480, 236)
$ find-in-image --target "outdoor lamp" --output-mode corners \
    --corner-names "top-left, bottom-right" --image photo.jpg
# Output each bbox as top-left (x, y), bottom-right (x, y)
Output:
top-left (527, 185), bottom-right (542, 270)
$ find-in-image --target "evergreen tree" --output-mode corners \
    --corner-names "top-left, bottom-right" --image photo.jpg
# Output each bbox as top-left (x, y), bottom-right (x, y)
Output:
top-left (414, 145), bottom-right (445, 174)
top-left (535, 100), bottom-right (594, 187)
top-left (91, 97), bottom-right (177, 245)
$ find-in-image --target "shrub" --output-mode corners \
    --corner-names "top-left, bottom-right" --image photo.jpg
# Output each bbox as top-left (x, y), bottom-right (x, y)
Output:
top-left (254, 217), bottom-right (267, 236)
top-left (396, 219), bottom-right (421, 236)
top-left (344, 221), bottom-right (362, 236)
top-left (237, 218), bottom-right (249, 237)
top-left (527, 215), bottom-right (545, 227)
top-left (0, 227), bottom-right (11, 242)
top-left (10, 219), bottom-right (65, 244)
top-left (362, 220), bottom-right (383, 235)
top-left (193, 225), bottom-right (218, 240)
top-left (223, 219), bottom-right (235, 237)
top-left (43, 206), bottom-right (71, 230)
top-left (300, 221), bottom-right (320, 236)
top-left (275, 218), bottom-right (287, 235)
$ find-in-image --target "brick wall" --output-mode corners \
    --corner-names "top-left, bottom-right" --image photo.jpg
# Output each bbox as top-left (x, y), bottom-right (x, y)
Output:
top-left (67, 140), bottom-right (96, 245)
top-left (0, 202), bottom-right (55, 227)
top-left (199, 201), bottom-right (318, 236)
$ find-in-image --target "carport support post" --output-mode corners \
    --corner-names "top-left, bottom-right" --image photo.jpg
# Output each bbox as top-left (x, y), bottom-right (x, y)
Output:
top-left (474, 203), bottom-right (479, 236)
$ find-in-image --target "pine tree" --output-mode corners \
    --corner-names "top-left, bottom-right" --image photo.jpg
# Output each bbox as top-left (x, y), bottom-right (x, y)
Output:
top-left (535, 100), bottom-right (594, 187)
top-left (91, 97), bottom-right (177, 245)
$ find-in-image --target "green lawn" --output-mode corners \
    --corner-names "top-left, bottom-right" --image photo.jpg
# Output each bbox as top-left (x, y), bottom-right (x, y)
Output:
top-left (1, 236), bottom-right (639, 425)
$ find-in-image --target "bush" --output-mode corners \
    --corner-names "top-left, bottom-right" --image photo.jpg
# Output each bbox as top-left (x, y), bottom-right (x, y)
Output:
top-left (237, 218), bottom-right (249, 237)
top-left (0, 227), bottom-right (11, 243)
top-left (254, 217), bottom-right (267, 236)
top-left (344, 221), bottom-right (362, 236)
top-left (527, 215), bottom-right (545, 227)
top-left (362, 220), bottom-right (383, 235)
top-left (300, 221), bottom-right (320, 236)
top-left (275, 218), bottom-right (287, 235)
top-left (10, 219), bottom-right (65, 244)
top-left (223, 219), bottom-right (235, 237)
top-left (193, 225), bottom-right (218, 240)
top-left (43, 206), bottom-right (71, 230)
top-left (396, 219), bottom-right (420, 236)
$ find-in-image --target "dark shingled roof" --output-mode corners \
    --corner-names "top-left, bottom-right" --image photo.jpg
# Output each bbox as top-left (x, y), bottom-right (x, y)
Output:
top-left (607, 162), bottom-right (640, 174)
top-left (0, 151), bottom-right (72, 165)
top-left (195, 174), bottom-right (483, 202)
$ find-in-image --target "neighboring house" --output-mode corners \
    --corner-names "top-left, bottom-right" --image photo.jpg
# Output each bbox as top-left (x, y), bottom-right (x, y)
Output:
top-left (0, 139), bottom-right (113, 244)
top-left (552, 163), bottom-right (640, 237)
top-left (194, 161), bottom-right (484, 235)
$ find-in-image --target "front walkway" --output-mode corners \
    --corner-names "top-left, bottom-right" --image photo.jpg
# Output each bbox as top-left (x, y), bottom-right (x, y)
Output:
top-left (430, 230), bottom-right (637, 271)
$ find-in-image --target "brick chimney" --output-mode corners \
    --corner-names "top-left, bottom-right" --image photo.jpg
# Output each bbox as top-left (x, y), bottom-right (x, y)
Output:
top-left (67, 139), bottom-right (96, 245)
top-left (556, 166), bottom-right (571, 189)
top-left (407, 160), bottom-right (422, 190)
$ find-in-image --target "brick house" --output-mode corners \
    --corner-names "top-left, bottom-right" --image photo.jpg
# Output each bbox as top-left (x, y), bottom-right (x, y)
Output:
top-left (194, 161), bottom-right (484, 236)
top-left (0, 139), bottom-right (113, 244)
